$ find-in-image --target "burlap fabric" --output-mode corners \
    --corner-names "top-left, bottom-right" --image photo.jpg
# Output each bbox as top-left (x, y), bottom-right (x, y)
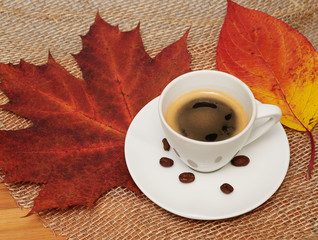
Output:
top-left (0, 0), bottom-right (317, 239)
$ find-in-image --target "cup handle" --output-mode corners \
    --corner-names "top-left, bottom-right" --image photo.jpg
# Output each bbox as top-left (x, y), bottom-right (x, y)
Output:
top-left (244, 102), bottom-right (282, 146)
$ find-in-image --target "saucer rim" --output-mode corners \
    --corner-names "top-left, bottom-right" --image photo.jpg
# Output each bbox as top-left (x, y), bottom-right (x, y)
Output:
top-left (125, 97), bottom-right (290, 220)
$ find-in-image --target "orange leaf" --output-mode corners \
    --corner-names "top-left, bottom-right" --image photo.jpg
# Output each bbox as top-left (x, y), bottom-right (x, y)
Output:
top-left (217, 0), bottom-right (318, 132)
top-left (0, 14), bottom-right (191, 214)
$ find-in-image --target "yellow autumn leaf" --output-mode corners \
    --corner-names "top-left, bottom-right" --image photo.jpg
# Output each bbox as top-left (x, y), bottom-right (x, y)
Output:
top-left (216, 0), bottom-right (318, 178)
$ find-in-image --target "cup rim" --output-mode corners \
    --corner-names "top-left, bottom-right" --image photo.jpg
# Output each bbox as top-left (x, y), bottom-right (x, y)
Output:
top-left (158, 70), bottom-right (257, 145)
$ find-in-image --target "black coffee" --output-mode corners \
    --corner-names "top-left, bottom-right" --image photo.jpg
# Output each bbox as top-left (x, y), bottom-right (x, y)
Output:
top-left (165, 89), bottom-right (247, 142)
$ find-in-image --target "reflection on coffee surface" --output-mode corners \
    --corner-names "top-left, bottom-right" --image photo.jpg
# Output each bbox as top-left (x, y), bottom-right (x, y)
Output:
top-left (165, 89), bottom-right (247, 142)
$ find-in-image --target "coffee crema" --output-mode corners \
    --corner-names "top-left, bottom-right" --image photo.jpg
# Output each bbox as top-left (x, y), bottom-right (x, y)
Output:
top-left (165, 89), bottom-right (247, 142)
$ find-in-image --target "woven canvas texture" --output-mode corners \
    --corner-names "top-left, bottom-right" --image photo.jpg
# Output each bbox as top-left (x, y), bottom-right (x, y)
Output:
top-left (0, 0), bottom-right (318, 239)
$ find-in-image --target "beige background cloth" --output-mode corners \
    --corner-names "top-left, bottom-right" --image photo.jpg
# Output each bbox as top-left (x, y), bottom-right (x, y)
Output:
top-left (0, 0), bottom-right (318, 239)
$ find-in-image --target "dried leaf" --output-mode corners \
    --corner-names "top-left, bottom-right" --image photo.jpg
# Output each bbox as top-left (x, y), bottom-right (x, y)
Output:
top-left (216, 0), bottom-right (318, 178)
top-left (217, 0), bottom-right (318, 132)
top-left (0, 14), bottom-right (191, 213)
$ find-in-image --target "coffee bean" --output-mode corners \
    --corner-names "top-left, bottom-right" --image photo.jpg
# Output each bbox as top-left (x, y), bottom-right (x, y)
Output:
top-left (162, 138), bottom-right (170, 151)
top-left (179, 172), bottom-right (195, 183)
top-left (159, 157), bottom-right (174, 167)
top-left (220, 183), bottom-right (234, 194)
top-left (231, 155), bottom-right (250, 167)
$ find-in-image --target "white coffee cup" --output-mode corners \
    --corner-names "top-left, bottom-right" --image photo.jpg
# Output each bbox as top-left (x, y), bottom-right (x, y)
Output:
top-left (158, 70), bottom-right (282, 172)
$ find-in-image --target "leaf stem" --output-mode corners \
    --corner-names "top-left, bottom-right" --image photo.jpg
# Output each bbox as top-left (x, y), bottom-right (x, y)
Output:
top-left (306, 129), bottom-right (315, 179)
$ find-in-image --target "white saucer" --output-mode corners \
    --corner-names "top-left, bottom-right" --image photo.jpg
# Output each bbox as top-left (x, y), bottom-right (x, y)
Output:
top-left (125, 97), bottom-right (290, 220)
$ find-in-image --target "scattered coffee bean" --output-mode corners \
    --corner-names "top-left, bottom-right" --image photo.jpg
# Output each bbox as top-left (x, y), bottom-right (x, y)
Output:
top-left (220, 183), bottom-right (234, 194)
top-left (159, 157), bottom-right (174, 167)
top-left (162, 138), bottom-right (170, 151)
top-left (231, 155), bottom-right (250, 167)
top-left (179, 172), bottom-right (195, 183)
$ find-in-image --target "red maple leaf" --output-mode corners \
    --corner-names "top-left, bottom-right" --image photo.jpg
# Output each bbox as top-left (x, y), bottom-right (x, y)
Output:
top-left (0, 14), bottom-right (191, 214)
